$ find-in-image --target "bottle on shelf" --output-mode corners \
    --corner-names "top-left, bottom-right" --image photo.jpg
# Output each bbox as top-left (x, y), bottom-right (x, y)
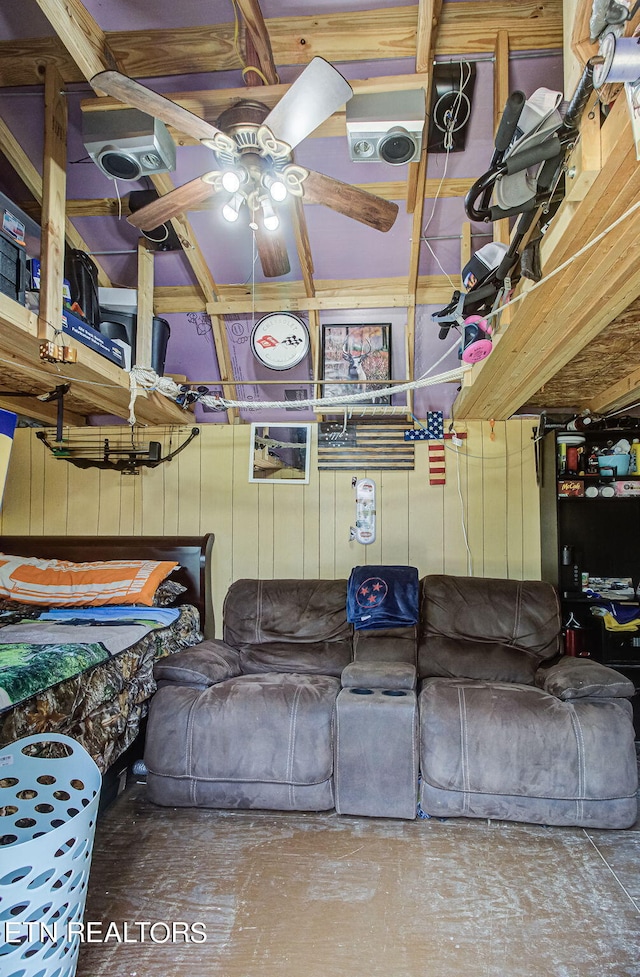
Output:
top-left (566, 410), bottom-right (605, 432)
top-left (563, 611), bottom-right (589, 657)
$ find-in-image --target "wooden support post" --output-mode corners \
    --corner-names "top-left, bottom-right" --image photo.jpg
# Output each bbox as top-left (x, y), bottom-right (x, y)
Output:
top-left (39, 64), bottom-right (67, 342)
top-left (136, 239), bottom-right (154, 369)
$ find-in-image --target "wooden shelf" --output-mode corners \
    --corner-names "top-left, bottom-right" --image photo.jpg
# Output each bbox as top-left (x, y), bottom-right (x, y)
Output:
top-left (0, 291), bottom-right (190, 426)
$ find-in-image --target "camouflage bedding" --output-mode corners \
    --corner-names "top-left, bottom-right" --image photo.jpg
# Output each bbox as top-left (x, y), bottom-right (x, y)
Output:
top-left (0, 604), bottom-right (202, 773)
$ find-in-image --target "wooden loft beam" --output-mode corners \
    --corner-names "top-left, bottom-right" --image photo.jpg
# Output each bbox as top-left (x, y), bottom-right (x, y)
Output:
top-left (0, 3), bottom-right (563, 88)
top-left (453, 94), bottom-right (640, 419)
top-left (0, 291), bottom-right (187, 423)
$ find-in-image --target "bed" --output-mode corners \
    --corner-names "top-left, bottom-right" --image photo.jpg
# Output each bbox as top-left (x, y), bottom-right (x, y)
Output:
top-left (0, 534), bottom-right (214, 777)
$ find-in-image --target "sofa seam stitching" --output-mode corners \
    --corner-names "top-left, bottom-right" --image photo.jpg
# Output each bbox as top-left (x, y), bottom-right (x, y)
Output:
top-left (568, 703), bottom-right (586, 821)
top-left (286, 683), bottom-right (303, 807)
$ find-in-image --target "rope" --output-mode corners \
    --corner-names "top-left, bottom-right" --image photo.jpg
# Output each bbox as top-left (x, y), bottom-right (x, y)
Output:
top-left (128, 363), bottom-right (468, 416)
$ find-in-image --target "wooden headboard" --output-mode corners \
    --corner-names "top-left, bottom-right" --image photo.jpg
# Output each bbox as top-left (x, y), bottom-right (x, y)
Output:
top-left (0, 534), bottom-right (215, 638)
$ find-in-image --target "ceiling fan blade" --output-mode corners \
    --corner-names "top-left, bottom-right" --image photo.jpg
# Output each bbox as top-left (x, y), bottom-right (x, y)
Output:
top-left (127, 177), bottom-right (220, 230)
top-left (302, 170), bottom-right (399, 232)
top-left (264, 57), bottom-right (353, 150)
top-left (253, 219), bottom-right (291, 278)
top-left (91, 70), bottom-right (226, 144)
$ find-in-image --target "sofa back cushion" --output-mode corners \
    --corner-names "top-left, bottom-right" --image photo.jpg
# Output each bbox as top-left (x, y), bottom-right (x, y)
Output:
top-left (418, 575), bottom-right (560, 684)
top-left (224, 578), bottom-right (352, 675)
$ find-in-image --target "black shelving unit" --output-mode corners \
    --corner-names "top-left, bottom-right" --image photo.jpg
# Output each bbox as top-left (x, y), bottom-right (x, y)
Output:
top-left (539, 429), bottom-right (640, 735)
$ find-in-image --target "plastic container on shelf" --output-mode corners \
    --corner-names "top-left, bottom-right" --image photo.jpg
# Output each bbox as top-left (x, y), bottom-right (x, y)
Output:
top-left (0, 733), bottom-right (101, 977)
top-left (597, 453), bottom-right (630, 476)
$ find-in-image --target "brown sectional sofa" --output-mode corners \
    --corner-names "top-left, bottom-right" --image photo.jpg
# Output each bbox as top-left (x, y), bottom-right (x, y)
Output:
top-left (144, 574), bottom-right (638, 828)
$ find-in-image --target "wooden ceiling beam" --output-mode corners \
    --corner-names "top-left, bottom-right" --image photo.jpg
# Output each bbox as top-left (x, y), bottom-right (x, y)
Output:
top-left (79, 73), bottom-right (431, 144)
top-left (235, 0), bottom-right (278, 85)
top-left (61, 179), bottom-right (474, 221)
top-left (0, 3), bottom-right (563, 88)
top-left (153, 274), bottom-right (459, 316)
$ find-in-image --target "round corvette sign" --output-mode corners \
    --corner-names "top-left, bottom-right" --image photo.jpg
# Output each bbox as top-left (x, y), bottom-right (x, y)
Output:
top-left (250, 312), bottom-right (310, 370)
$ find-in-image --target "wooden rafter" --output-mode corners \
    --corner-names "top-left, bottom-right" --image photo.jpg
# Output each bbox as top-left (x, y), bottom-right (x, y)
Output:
top-left (416, 0), bottom-right (443, 74)
top-left (0, 3), bottom-right (562, 87)
top-left (235, 0), bottom-right (278, 85)
top-left (59, 178), bottom-right (474, 222)
top-left (174, 275), bottom-right (459, 318)
top-left (80, 73), bottom-right (432, 143)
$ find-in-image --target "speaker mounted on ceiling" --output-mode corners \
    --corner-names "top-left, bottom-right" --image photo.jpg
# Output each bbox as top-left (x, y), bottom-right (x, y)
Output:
top-left (82, 106), bottom-right (176, 181)
top-left (128, 189), bottom-right (182, 251)
top-left (428, 62), bottom-right (476, 154)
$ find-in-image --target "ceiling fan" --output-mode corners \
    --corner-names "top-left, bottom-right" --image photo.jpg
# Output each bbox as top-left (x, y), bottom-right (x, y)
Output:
top-left (90, 58), bottom-right (399, 278)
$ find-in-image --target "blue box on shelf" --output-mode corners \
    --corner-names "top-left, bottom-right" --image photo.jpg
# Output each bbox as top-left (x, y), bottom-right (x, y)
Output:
top-left (61, 309), bottom-right (126, 368)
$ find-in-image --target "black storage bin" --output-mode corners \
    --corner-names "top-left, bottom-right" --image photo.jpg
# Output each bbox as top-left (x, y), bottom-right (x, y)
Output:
top-left (65, 248), bottom-right (100, 328)
top-left (99, 309), bottom-right (170, 375)
top-left (0, 228), bottom-right (27, 304)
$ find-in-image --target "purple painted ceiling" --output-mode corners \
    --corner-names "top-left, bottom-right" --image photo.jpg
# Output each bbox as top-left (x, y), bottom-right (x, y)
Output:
top-left (0, 2), bottom-right (564, 421)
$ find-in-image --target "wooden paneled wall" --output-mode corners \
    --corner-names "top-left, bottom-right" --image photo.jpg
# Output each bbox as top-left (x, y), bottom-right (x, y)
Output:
top-left (1, 420), bottom-right (541, 635)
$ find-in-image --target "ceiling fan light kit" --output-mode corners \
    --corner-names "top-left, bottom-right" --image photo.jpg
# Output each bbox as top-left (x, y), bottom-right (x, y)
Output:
top-left (90, 58), bottom-right (399, 279)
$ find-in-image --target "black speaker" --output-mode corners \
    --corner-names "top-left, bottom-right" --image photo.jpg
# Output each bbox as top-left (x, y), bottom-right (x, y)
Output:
top-left (128, 189), bottom-right (182, 251)
top-left (99, 308), bottom-right (171, 376)
top-left (0, 228), bottom-right (26, 304)
top-left (428, 62), bottom-right (476, 153)
top-left (64, 248), bottom-right (100, 329)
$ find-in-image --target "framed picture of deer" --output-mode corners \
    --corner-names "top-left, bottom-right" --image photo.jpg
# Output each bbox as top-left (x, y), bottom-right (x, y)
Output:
top-left (320, 323), bottom-right (392, 405)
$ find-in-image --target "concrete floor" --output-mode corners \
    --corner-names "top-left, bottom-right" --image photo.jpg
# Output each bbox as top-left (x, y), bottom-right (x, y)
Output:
top-left (77, 778), bottom-right (640, 977)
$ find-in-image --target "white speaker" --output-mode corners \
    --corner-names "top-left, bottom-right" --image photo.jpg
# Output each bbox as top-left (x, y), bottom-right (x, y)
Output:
top-left (346, 89), bottom-right (426, 164)
top-left (82, 107), bottom-right (176, 181)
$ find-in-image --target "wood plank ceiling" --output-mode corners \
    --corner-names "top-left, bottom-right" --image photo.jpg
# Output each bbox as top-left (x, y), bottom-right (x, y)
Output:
top-left (0, 0), bottom-right (638, 423)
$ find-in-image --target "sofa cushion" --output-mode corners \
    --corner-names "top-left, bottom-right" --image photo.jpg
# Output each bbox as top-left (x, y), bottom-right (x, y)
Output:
top-left (535, 656), bottom-right (636, 700)
top-left (418, 575), bottom-right (560, 683)
top-left (353, 626), bottom-right (417, 665)
top-left (419, 677), bottom-right (638, 809)
top-left (145, 673), bottom-right (340, 787)
top-left (154, 639), bottom-right (242, 689)
top-left (223, 578), bottom-right (352, 675)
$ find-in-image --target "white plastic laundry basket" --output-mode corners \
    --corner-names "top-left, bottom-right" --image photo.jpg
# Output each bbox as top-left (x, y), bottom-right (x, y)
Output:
top-left (0, 733), bottom-right (101, 977)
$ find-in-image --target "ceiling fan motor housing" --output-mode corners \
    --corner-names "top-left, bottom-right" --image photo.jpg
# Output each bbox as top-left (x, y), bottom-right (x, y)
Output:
top-left (346, 89), bottom-right (426, 164)
top-left (82, 107), bottom-right (176, 181)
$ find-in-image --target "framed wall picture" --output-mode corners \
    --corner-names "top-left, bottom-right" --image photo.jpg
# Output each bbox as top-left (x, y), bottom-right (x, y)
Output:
top-left (321, 323), bottom-right (391, 404)
top-left (249, 424), bottom-right (312, 483)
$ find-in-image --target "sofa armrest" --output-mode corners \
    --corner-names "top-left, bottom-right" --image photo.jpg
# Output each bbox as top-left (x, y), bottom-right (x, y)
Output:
top-left (535, 656), bottom-right (636, 700)
top-left (341, 660), bottom-right (416, 691)
top-left (154, 638), bottom-right (242, 689)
